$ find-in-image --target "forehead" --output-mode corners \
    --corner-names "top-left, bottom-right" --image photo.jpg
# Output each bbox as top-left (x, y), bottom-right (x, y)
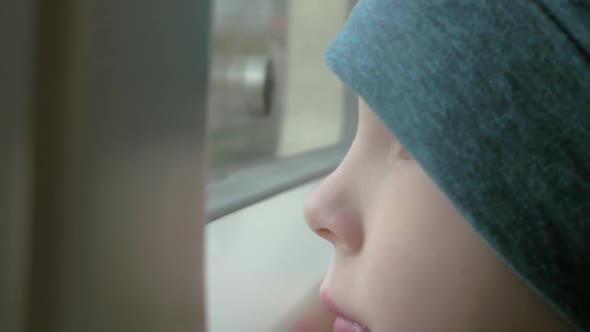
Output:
top-left (356, 97), bottom-right (400, 148)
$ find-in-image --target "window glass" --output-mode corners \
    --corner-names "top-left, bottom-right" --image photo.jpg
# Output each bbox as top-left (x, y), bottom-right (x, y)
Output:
top-left (206, 0), bottom-right (353, 178)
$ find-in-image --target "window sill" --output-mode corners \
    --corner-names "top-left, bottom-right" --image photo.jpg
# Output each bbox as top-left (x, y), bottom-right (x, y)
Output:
top-left (207, 144), bottom-right (349, 221)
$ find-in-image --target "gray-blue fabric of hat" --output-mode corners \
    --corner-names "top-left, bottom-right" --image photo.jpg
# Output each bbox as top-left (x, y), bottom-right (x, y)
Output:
top-left (325, 0), bottom-right (590, 330)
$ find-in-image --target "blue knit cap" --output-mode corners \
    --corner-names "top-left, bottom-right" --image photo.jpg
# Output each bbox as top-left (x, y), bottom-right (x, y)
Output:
top-left (325, 0), bottom-right (590, 330)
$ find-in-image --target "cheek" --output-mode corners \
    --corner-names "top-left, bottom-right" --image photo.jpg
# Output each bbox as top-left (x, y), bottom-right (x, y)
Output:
top-left (359, 166), bottom-right (499, 330)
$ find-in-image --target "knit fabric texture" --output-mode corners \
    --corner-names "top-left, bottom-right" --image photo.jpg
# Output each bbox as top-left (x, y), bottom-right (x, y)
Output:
top-left (325, 0), bottom-right (590, 330)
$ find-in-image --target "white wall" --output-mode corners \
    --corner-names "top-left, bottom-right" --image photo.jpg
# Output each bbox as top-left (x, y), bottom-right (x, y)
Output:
top-left (277, 0), bottom-right (348, 157)
top-left (205, 180), bottom-right (332, 332)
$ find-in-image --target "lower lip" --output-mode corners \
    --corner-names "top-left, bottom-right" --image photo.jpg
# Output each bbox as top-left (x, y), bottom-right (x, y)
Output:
top-left (333, 315), bottom-right (370, 332)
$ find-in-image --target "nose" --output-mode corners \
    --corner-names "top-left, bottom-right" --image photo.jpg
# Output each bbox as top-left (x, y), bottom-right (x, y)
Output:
top-left (303, 168), bottom-right (364, 254)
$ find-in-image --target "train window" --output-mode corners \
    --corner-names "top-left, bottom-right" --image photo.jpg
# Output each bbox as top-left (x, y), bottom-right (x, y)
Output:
top-left (206, 0), bottom-right (357, 220)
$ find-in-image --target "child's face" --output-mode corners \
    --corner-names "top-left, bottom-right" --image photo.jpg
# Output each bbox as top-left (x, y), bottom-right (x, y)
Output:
top-left (304, 98), bottom-right (571, 331)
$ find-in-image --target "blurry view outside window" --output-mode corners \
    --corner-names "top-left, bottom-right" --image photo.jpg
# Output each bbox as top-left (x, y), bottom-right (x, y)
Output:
top-left (206, 0), bottom-right (350, 179)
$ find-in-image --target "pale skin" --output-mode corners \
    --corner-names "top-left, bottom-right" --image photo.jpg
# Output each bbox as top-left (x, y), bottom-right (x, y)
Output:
top-left (290, 97), bottom-right (574, 332)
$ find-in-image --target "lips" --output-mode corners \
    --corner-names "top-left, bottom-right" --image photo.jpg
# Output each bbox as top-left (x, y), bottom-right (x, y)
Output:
top-left (320, 290), bottom-right (370, 332)
top-left (334, 316), bottom-right (370, 332)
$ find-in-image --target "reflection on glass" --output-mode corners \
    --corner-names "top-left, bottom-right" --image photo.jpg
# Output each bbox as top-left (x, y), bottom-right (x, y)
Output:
top-left (206, 0), bottom-right (348, 176)
top-left (207, 0), bottom-right (286, 171)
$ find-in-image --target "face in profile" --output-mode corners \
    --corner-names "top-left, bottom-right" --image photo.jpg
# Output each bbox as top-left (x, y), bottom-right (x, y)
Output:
top-left (303, 98), bottom-right (572, 332)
